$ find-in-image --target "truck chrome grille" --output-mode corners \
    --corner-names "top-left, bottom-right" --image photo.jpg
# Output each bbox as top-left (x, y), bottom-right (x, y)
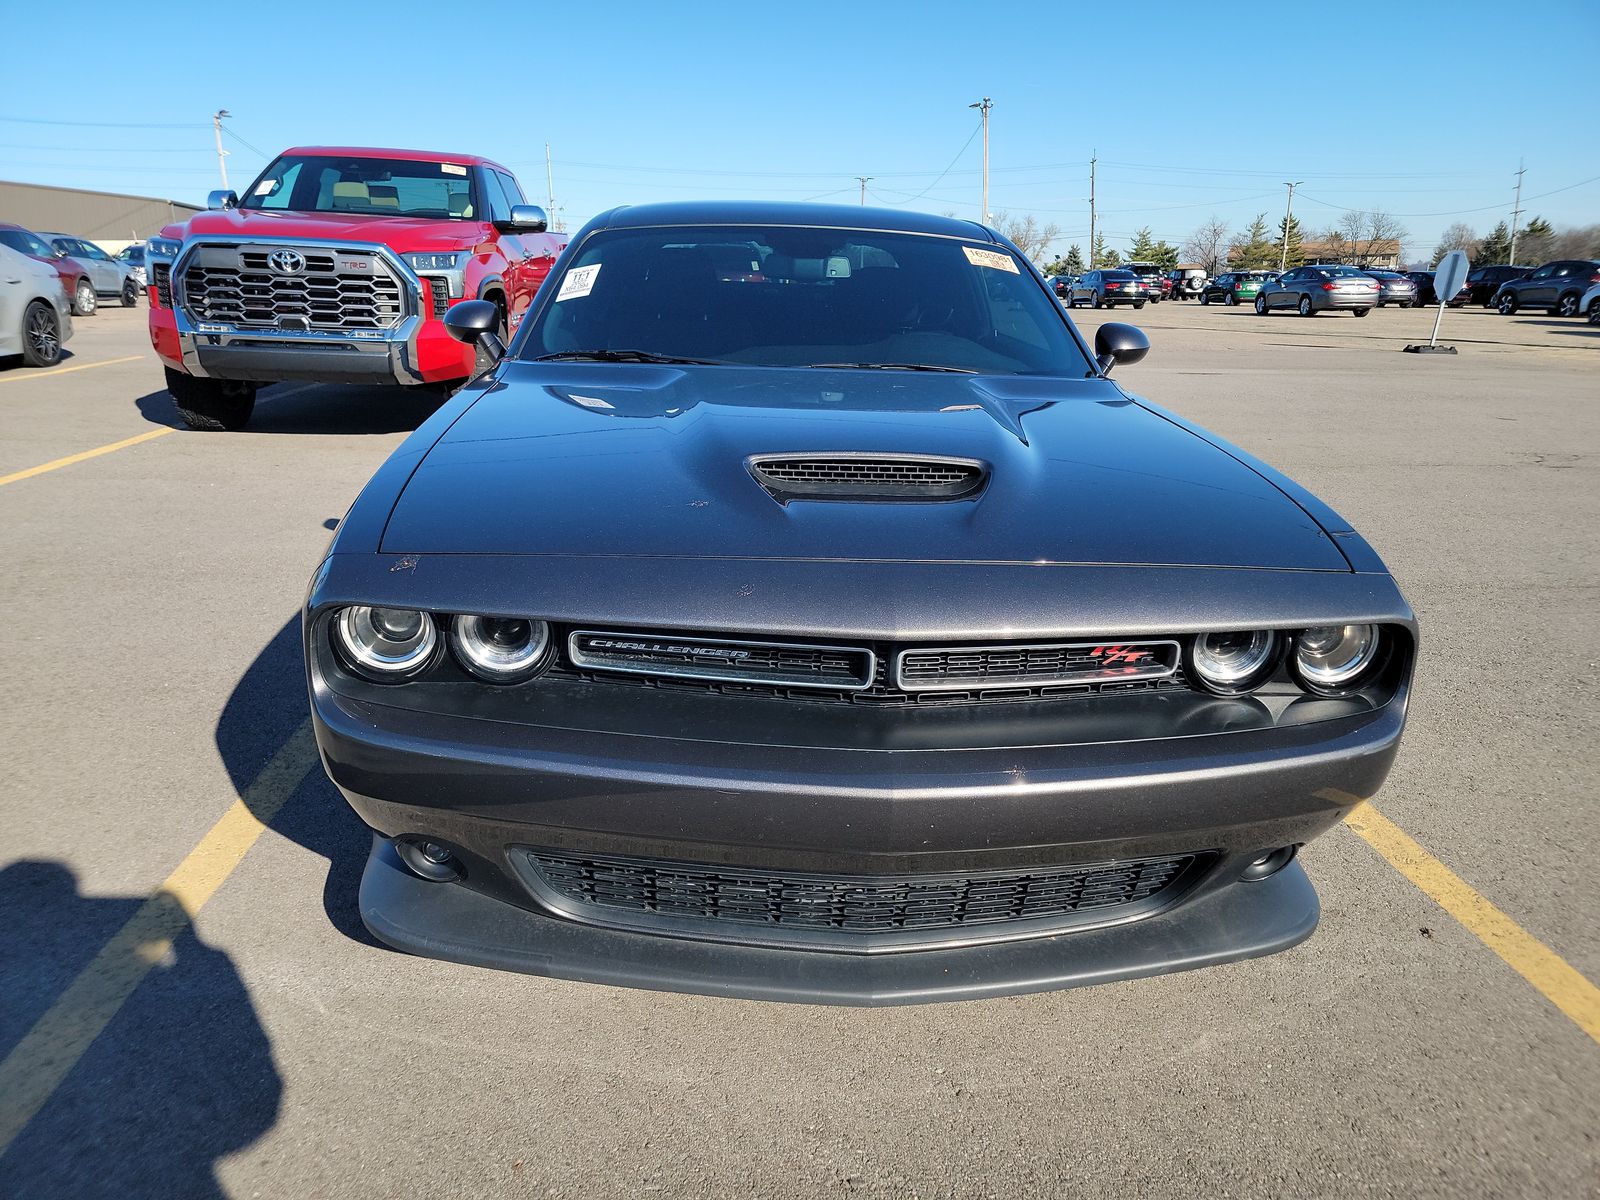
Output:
top-left (525, 848), bottom-right (1199, 946)
top-left (180, 244), bottom-right (406, 331)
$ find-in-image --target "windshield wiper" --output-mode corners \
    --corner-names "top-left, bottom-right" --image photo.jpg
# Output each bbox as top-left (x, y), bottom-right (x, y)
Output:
top-left (805, 362), bottom-right (978, 374)
top-left (528, 349), bottom-right (730, 366)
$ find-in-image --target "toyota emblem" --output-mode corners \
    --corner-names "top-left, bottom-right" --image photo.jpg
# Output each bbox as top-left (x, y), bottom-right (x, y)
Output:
top-left (268, 249), bottom-right (306, 275)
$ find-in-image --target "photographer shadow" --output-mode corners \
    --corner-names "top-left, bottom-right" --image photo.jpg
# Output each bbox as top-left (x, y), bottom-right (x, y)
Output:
top-left (0, 862), bottom-right (281, 1199)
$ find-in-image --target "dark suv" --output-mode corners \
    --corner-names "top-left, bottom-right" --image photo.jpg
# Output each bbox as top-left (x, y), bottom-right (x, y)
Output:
top-left (1493, 260), bottom-right (1600, 317)
top-left (1462, 264), bottom-right (1528, 307)
top-left (1122, 262), bottom-right (1165, 302)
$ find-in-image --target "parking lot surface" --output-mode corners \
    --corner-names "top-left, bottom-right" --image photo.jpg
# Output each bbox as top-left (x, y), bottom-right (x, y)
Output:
top-left (1, 301), bottom-right (1597, 1198)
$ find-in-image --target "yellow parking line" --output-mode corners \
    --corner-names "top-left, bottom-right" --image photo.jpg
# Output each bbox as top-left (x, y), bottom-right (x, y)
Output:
top-left (1340, 799), bottom-right (1600, 1045)
top-left (0, 721), bottom-right (319, 1155)
top-left (0, 354), bottom-right (146, 384)
top-left (0, 428), bottom-right (174, 489)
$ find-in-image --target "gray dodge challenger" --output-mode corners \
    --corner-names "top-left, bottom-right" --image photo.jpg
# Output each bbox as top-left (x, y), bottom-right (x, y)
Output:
top-left (304, 201), bottom-right (1415, 1005)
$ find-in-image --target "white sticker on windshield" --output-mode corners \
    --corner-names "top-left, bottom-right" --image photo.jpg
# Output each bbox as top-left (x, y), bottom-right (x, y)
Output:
top-left (963, 246), bottom-right (1019, 273)
top-left (441, 163), bottom-right (468, 176)
top-left (254, 179), bottom-right (277, 195)
top-left (556, 264), bottom-right (602, 302)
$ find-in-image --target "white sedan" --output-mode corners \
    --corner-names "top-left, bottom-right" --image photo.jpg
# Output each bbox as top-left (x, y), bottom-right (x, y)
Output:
top-left (0, 243), bottom-right (73, 367)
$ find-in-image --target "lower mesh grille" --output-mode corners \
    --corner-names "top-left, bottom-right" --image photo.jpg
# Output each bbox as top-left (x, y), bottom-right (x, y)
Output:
top-left (423, 276), bottom-right (451, 318)
top-left (526, 849), bottom-right (1197, 941)
top-left (152, 262), bottom-right (172, 308)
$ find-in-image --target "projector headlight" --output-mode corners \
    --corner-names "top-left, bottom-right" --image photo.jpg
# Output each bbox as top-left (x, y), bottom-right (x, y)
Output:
top-left (452, 615), bottom-right (550, 682)
top-left (1187, 630), bottom-right (1280, 695)
top-left (1291, 625), bottom-right (1381, 693)
top-left (333, 606), bottom-right (437, 679)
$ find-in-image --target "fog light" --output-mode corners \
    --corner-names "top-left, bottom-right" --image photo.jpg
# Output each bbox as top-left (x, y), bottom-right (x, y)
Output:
top-left (1240, 845), bottom-right (1298, 881)
top-left (395, 838), bottom-right (462, 882)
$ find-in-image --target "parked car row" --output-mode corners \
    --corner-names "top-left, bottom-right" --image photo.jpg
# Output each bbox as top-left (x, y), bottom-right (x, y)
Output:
top-left (0, 242), bottom-right (74, 367)
top-left (0, 222), bottom-right (139, 318)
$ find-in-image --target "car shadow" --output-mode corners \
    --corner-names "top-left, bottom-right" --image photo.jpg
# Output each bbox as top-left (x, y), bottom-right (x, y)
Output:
top-left (217, 612), bottom-right (374, 947)
top-left (135, 381), bottom-right (447, 435)
top-left (0, 862), bottom-right (282, 1199)
top-left (0, 346), bottom-right (77, 373)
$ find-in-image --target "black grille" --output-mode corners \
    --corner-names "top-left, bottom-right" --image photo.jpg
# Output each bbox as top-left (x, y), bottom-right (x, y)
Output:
top-left (750, 455), bottom-right (985, 501)
top-left (423, 276), bottom-right (451, 318)
top-left (182, 248), bottom-right (404, 331)
top-left (897, 640), bottom-right (1179, 691)
top-left (152, 262), bottom-right (172, 308)
top-left (527, 849), bottom-right (1196, 940)
top-left (568, 630), bottom-right (873, 690)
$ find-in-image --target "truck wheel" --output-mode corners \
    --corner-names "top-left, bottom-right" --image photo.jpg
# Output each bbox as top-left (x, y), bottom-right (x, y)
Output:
top-left (21, 300), bottom-right (62, 367)
top-left (165, 367), bottom-right (257, 431)
top-left (73, 279), bottom-right (97, 316)
top-left (120, 278), bottom-right (140, 307)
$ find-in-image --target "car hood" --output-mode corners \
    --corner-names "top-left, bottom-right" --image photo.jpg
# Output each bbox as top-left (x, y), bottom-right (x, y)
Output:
top-left (379, 364), bottom-right (1349, 570)
top-left (178, 208), bottom-right (483, 253)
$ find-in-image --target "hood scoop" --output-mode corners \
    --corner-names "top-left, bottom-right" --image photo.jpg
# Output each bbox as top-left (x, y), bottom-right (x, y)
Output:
top-left (748, 453), bottom-right (988, 504)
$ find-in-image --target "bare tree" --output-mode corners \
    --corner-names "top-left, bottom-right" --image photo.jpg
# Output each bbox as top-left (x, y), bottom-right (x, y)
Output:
top-left (1548, 223), bottom-right (1600, 260)
top-left (1181, 215), bottom-right (1231, 275)
top-left (990, 211), bottom-right (1062, 263)
top-left (1431, 222), bottom-right (1478, 265)
top-left (1336, 209), bottom-right (1409, 266)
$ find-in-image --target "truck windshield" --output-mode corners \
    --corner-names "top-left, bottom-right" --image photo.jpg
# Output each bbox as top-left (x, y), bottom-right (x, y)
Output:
top-left (239, 155), bottom-right (479, 220)
top-left (520, 225), bottom-right (1094, 375)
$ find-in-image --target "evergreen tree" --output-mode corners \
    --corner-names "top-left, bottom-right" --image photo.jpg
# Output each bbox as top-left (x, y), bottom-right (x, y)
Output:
top-left (1476, 221), bottom-right (1512, 265)
top-left (1231, 214), bottom-right (1277, 269)
top-left (1063, 244), bottom-right (1085, 274)
top-left (1517, 216), bottom-right (1555, 264)
top-left (1127, 227), bottom-right (1159, 262)
top-left (1151, 240), bottom-right (1180, 270)
top-left (1274, 215), bottom-right (1305, 269)
top-left (1091, 232), bottom-right (1120, 269)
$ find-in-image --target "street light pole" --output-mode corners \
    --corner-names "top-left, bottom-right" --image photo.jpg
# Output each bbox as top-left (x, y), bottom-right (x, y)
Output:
top-left (968, 98), bottom-right (993, 223)
top-left (857, 176), bottom-right (872, 205)
top-left (212, 109), bottom-right (231, 190)
top-left (1279, 181), bottom-right (1302, 273)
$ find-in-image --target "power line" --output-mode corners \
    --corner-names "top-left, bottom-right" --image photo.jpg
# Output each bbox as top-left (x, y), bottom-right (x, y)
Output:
top-left (0, 114), bottom-right (209, 129)
top-left (219, 126), bottom-right (272, 159)
top-left (1295, 174), bottom-right (1599, 219)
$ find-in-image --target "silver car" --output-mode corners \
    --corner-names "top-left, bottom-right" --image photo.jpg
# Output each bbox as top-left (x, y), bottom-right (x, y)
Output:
top-left (0, 243), bottom-right (74, 367)
top-left (116, 242), bottom-right (147, 288)
top-left (40, 233), bottom-right (140, 311)
top-left (1254, 264), bottom-right (1379, 317)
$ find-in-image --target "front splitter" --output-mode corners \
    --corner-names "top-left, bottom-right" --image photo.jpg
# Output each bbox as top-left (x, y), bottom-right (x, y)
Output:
top-left (357, 835), bottom-right (1319, 1006)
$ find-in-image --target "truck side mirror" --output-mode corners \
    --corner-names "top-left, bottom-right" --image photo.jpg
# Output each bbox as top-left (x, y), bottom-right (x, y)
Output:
top-left (498, 204), bottom-right (548, 234)
top-left (1093, 322), bottom-right (1150, 376)
top-left (207, 189), bottom-right (239, 211)
top-left (442, 299), bottom-right (505, 364)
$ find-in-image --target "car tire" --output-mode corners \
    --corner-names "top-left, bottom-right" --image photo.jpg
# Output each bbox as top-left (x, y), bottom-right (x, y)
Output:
top-left (72, 279), bottom-right (96, 317)
top-left (1199, 293), bottom-right (1209, 306)
top-left (1134, 300), bottom-right (1146, 309)
top-left (1254, 295), bottom-right (1269, 316)
top-left (1091, 292), bottom-right (1102, 309)
top-left (1352, 307), bottom-right (1370, 317)
top-left (1226, 292), bottom-right (1239, 306)
top-left (20, 300), bottom-right (62, 367)
top-left (120, 278), bottom-right (139, 307)
top-left (1298, 295), bottom-right (1315, 317)
top-left (165, 366), bottom-right (257, 431)
top-left (1588, 298), bottom-right (1600, 326)
top-left (1496, 292), bottom-right (1518, 315)
top-left (1556, 292), bottom-right (1581, 317)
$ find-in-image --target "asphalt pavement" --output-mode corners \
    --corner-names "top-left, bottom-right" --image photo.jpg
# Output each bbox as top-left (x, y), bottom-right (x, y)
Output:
top-left (1, 299), bottom-right (1596, 1199)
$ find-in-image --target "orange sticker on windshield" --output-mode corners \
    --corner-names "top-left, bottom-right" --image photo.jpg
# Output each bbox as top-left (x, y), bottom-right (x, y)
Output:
top-left (963, 246), bottom-right (1019, 273)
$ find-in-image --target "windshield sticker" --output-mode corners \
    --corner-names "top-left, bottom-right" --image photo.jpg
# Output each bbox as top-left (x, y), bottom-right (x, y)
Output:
top-left (556, 264), bottom-right (602, 302)
top-left (963, 246), bottom-right (1020, 274)
top-left (441, 163), bottom-right (468, 176)
top-left (253, 179), bottom-right (277, 195)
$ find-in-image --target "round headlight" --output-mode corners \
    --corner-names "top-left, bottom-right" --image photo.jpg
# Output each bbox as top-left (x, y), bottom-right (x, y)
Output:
top-left (452, 615), bottom-right (550, 682)
top-left (1292, 624), bottom-right (1380, 692)
top-left (334, 606), bottom-right (436, 678)
top-left (1188, 630), bottom-right (1280, 694)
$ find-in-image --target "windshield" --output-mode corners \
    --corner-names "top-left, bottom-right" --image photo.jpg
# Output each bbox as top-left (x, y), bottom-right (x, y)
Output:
top-left (520, 225), bottom-right (1094, 375)
top-left (239, 155), bottom-right (479, 219)
top-left (0, 228), bottom-right (56, 258)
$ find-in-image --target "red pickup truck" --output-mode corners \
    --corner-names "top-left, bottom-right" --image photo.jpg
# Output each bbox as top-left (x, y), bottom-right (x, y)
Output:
top-left (146, 146), bottom-right (567, 429)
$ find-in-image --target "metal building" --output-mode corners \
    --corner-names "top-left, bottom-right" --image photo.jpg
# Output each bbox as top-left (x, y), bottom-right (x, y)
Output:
top-left (0, 179), bottom-right (202, 251)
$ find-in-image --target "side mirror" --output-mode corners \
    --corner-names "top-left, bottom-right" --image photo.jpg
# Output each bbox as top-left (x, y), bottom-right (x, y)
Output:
top-left (442, 299), bottom-right (505, 363)
top-left (1093, 322), bottom-right (1149, 376)
top-left (498, 204), bottom-right (548, 234)
top-left (207, 189), bottom-right (239, 211)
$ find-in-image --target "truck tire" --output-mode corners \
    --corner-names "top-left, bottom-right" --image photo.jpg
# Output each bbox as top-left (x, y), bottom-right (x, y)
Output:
top-left (166, 366), bottom-right (257, 431)
top-left (21, 300), bottom-right (62, 367)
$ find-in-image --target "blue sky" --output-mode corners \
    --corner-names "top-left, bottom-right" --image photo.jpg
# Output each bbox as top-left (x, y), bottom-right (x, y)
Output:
top-left (3, 0), bottom-right (1595, 262)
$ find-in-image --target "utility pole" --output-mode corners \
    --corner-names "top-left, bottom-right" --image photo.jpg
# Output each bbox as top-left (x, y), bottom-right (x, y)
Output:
top-left (1279, 180), bottom-right (1302, 273)
top-left (212, 109), bottom-right (231, 190)
top-left (1508, 159), bottom-right (1526, 266)
top-left (857, 176), bottom-right (872, 206)
top-left (545, 143), bottom-right (560, 231)
top-left (1088, 152), bottom-right (1096, 267)
top-left (968, 97), bottom-right (993, 223)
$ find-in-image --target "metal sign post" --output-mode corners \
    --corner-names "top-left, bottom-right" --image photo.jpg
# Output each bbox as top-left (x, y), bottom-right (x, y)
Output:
top-left (1405, 250), bottom-right (1469, 355)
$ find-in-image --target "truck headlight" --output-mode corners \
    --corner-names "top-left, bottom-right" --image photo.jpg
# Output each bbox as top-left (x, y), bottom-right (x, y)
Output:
top-left (404, 252), bottom-right (469, 271)
top-left (146, 236), bottom-right (182, 260)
